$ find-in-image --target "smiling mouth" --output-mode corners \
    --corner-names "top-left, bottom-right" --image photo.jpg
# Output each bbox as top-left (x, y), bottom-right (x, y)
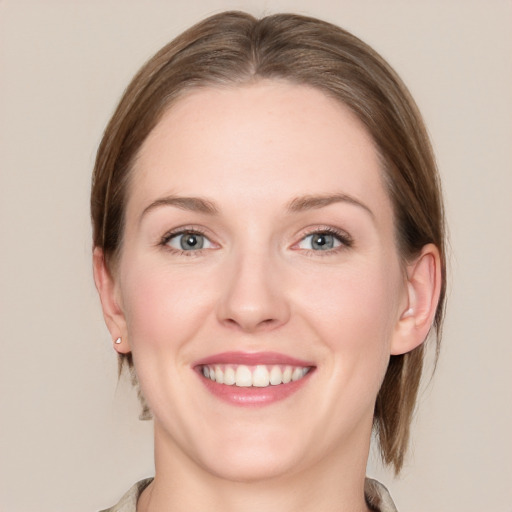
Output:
top-left (200, 364), bottom-right (312, 388)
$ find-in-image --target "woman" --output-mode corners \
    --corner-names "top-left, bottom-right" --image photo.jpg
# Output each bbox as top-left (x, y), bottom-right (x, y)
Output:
top-left (92, 11), bottom-right (445, 512)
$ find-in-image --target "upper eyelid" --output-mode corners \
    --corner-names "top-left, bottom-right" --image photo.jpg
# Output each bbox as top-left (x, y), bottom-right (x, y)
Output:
top-left (160, 226), bottom-right (212, 243)
top-left (160, 230), bottom-right (216, 255)
top-left (158, 225), bottom-right (352, 247)
top-left (293, 231), bottom-right (353, 256)
top-left (295, 226), bottom-right (353, 243)
top-left (163, 231), bottom-right (207, 242)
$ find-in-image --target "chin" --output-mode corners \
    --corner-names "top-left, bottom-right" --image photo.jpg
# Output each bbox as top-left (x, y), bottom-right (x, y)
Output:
top-left (200, 446), bottom-right (299, 483)
top-left (182, 421), bottom-right (308, 483)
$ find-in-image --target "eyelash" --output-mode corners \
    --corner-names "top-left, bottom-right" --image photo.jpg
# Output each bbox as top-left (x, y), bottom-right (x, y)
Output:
top-left (296, 227), bottom-right (353, 255)
top-left (158, 226), bottom-right (353, 256)
top-left (159, 227), bottom-right (211, 256)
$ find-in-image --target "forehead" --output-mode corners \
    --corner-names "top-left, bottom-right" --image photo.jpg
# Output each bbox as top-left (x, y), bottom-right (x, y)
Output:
top-left (129, 81), bottom-right (391, 218)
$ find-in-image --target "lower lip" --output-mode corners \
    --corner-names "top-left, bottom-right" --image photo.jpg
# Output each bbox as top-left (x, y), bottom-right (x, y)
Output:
top-left (197, 371), bottom-right (313, 406)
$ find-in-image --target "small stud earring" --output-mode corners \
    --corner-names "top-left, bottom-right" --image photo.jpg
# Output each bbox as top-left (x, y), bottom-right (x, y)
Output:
top-left (114, 337), bottom-right (122, 344)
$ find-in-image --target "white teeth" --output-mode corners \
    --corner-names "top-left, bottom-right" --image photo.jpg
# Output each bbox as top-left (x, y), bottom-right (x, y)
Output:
top-left (214, 365), bottom-right (224, 384)
top-left (252, 365), bottom-right (270, 387)
top-left (269, 365), bottom-right (282, 385)
top-left (223, 366), bottom-right (236, 385)
top-left (235, 365), bottom-right (253, 387)
top-left (201, 364), bottom-right (310, 387)
top-left (291, 367), bottom-right (304, 381)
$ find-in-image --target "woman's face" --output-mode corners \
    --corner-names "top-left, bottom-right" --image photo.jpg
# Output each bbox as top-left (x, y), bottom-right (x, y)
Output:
top-left (111, 81), bottom-right (410, 481)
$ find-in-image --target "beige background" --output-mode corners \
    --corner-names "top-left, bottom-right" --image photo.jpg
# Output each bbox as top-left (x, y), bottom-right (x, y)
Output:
top-left (1, 1), bottom-right (511, 510)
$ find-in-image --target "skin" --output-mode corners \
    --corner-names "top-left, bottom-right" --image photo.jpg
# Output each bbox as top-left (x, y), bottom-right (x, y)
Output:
top-left (94, 81), bottom-right (441, 512)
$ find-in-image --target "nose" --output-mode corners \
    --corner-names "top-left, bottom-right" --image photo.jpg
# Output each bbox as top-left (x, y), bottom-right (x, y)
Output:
top-left (216, 248), bottom-right (291, 333)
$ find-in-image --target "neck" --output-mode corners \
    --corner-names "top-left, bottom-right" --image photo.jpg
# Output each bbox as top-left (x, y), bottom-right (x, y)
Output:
top-left (138, 422), bottom-right (372, 512)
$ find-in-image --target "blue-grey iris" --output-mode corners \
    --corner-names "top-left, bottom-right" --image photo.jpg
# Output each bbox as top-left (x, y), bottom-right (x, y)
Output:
top-left (311, 234), bottom-right (335, 250)
top-left (180, 234), bottom-right (204, 250)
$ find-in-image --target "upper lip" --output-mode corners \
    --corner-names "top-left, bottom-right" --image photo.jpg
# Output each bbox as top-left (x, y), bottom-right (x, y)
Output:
top-left (193, 351), bottom-right (314, 367)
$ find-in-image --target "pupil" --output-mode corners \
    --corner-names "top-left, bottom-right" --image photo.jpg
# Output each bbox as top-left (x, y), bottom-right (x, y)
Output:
top-left (312, 234), bottom-right (333, 250)
top-left (181, 234), bottom-right (203, 250)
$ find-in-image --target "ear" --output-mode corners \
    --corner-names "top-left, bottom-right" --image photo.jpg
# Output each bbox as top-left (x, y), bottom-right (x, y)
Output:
top-left (391, 243), bottom-right (442, 355)
top-left (93, 248), bottom-right (131, 354)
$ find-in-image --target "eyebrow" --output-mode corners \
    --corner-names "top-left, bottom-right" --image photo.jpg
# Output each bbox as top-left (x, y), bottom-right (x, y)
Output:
top-left (140, 195), bottom-right (219, 221)
top-left (287, 193), bottom-right (375, 219)
top-left (140, 192), bottom-right (374, 221)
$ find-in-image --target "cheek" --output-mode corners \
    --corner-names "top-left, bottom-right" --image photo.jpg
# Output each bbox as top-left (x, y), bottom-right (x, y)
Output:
top-left (119, 258), bottom-right (216, 354)
top-left (304, 265), bottom-right (397, 336)
top-left (296, 261), bottom-right (401, 382)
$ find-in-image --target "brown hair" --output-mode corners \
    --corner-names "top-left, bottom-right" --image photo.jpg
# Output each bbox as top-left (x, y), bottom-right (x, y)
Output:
top-left (91, 11), bottom-right (446, 473)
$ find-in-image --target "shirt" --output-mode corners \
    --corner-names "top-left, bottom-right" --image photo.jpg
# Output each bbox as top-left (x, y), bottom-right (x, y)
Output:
top-left (100, 477), bottom-right (398, 512)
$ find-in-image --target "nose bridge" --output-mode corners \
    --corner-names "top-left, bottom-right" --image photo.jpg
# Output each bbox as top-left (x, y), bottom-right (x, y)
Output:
top-left (217, 241), bottom-right (289, 332)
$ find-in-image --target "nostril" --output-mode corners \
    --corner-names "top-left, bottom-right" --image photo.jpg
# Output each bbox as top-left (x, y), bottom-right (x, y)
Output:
top-left (222, 316), bottom-right (280, 332)
top-left (216, 267), bottom-right (291, 332)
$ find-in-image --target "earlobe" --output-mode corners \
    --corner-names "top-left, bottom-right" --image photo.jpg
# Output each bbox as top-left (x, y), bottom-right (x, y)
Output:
top-left (93, 248), bottom-right (131, 354)
top-left (391, 244), bottom-right (442, 355)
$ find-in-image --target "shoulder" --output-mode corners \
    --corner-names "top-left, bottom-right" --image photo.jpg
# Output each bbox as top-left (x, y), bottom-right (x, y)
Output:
top-left (101, 477), bottom-right (395, 512)
top-left (99, 478), bottom-right (153, 512)
top-left (364, 478), bottom-right (398, 512)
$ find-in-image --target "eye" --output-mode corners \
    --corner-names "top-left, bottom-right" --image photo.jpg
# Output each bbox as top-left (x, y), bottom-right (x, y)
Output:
top-left (297, 231), bottom-right (347, 251)
top-left (165, 231), bottom-right (213, 251)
